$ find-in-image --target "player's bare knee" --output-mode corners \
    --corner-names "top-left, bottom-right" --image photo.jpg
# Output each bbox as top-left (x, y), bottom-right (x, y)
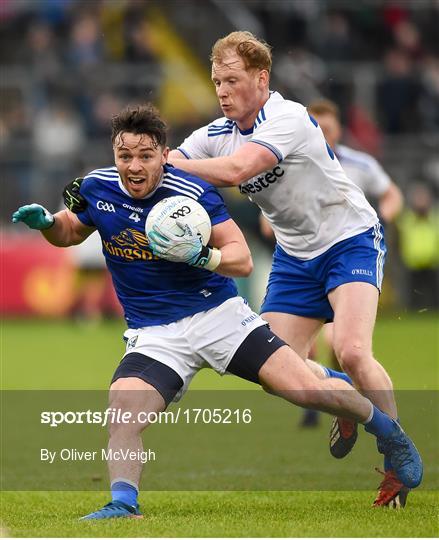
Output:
top-left (107, 399), bottom-right (159, 437)
top-left (108, 379), bottom-right (165, 436)
top-left (107, 397), bottom-right (147, 437)
top-left (334, 342), bottom-right (371, 376)
top-left (108, 390), bottom-right (143, 418)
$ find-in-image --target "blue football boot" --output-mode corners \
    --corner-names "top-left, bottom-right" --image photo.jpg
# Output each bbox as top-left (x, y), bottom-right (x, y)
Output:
top-left (374, 421), bottom-right (423, 489)
top-left (80, 500), bottom-right (143, 520)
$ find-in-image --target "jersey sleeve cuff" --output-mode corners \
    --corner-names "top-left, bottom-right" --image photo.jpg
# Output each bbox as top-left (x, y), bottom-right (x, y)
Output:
top-left (210, 213), bottom-right (230, 227)
top-left (76, 211), bottom-right (94, 227)
top-left (176, 147), bottom-right (191, 159)
top-left (249, 140), bottom-right (283, 163)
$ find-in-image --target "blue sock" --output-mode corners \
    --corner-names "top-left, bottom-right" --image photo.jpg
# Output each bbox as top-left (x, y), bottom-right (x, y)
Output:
top-left (364, 405), bottom-right (396, 438)
top-left (111, 480), bottom-right (138, 508)
top-left (322, 366), bottom-right (353, 386)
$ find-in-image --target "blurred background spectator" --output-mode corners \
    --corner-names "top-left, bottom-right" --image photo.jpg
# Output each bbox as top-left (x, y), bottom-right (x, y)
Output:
top-left (377, 48), bottom-right (422, 134)
top-left (1, 0), bottom-right (438, 315)
top-left (32, 100), bottom-right (85, 208)
top-left (397, 183), bottom-right (439, 311)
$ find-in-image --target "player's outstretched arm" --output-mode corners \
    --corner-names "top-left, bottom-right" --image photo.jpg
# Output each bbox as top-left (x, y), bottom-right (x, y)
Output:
top-left (12, 204), bottom-right (55, 230)
top-left (169, 143), bottom-right (278, 187)
top-left (12, 205), bottom-right (95, 247)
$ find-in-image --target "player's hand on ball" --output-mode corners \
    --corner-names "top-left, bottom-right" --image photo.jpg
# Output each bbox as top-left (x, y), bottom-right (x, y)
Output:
top-left (63, 177), bottom-right (87, 213)
top-left (12, 204), bottom-right (55, 230)
top-left (147, 219), bottom-right (208, 266)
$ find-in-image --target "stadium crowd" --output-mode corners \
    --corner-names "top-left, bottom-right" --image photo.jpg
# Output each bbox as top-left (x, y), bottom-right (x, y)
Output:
top-left (1, 0), bottom-right (438, 310)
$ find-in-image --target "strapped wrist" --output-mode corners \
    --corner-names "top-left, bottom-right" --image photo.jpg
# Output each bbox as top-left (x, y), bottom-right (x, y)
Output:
top-left (191, 246), bottom-right (222, 271)
top-left (204, 247), bottom-right (222, 271)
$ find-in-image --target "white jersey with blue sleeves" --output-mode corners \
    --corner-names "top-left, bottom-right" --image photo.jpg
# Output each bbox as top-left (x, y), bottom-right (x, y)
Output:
top-left (335, 144), bottom-right (391, 199)
top-left (178, 92), bottom-right (378, 260)
top-left (76, 164), bottom-right (237, 328)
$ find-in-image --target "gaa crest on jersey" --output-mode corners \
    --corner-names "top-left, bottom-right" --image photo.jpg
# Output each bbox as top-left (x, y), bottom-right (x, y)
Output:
top-left (96, 200), bottom-right (116, 212)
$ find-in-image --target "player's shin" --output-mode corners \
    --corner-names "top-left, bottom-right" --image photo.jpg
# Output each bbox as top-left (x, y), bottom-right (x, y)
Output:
top-left (312, 380), bottom-right (399, 440)
top-left (107, 427), bottom-right (143, 508)
top-left (312, 378), bottom-right (372, 421)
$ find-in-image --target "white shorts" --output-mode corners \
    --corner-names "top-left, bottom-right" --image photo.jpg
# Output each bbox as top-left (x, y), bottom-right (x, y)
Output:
top-left (122, 296), bottom-right (267, 399)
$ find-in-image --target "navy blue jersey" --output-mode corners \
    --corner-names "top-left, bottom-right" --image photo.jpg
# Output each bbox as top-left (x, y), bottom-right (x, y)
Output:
top-left (76, 164), bottom-right (238, 328)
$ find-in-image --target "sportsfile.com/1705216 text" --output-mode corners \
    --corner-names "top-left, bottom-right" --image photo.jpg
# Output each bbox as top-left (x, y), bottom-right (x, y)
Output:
top-left (40, 408), bottom-right (253, 427)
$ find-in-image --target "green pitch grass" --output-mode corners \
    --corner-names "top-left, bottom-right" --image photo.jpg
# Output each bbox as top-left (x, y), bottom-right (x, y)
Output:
top-left (1, 313), bottom-right (438, 537)
top-left (2, 312), bottom-right (438, 391)
top-left (2, 490), bottom-right (439, 537)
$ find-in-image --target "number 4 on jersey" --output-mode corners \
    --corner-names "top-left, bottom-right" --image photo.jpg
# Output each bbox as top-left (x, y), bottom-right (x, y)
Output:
top-left (129, 212), bottom-right (141, 223)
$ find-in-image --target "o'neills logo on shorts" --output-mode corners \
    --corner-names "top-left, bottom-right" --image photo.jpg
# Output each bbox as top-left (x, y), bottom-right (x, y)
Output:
top-left (239, 166), bottom-right (285, 195)
top-left (241, 313), bottom-right (258, 326)
top-left (103, 228), bottom-right (159, 261)
top-left (352, 269), bottom-right (373, 276)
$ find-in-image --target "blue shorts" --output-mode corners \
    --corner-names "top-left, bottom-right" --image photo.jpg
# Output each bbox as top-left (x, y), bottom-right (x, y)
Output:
top-left (260, 224), bottom-right (386, 322)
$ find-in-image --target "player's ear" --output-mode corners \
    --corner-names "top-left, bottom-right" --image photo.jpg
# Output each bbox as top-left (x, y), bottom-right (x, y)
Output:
top-left (162, 146), bottom-right (170, 165)
top-left (258, 69), bottom-right (269, 87)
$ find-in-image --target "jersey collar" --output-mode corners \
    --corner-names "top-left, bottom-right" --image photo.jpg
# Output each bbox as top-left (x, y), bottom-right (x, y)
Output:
top-left (238, 91), bottom-right (280, 135)
top-left (237, 125), bottom-right (254, 135)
